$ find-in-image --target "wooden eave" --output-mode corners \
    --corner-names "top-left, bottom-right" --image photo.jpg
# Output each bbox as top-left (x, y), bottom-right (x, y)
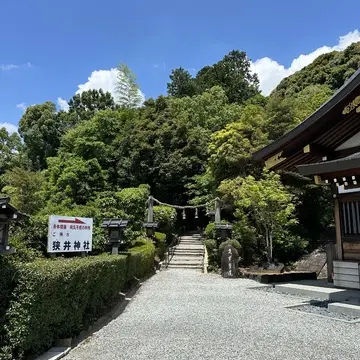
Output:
top-left (297, 153), bottom-right (360, 176)
top-left (253, 68), bottom-right (360, 171)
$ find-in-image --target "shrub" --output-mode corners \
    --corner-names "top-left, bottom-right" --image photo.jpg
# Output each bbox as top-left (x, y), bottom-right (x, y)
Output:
top-left (128, 241), bottom-right (156, 280)
top-left (0, 257), bottom-right (17, 355)
top-left (153, 206), bottom-right (176, 238)
top-left (2, 243), bottom-right (156, 359)
top-left (272, 229), bottom-right (308, 264)
top-left (154, 232), bottom-right (166, 259)
top-left (204, 223), bottom-right (216, 239)
top-left (204, 221), bottom-right (229, 241)
top-left (204, 239), bottom-right (218, 269)
top-left (219, 239), bottom-right (241, 255)
top-left (204, 239), bottom-right (217, 252)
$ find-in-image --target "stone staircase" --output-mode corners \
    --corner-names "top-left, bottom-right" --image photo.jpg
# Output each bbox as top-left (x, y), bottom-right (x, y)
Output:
top-left (167, 234), bottom-right (204, 271)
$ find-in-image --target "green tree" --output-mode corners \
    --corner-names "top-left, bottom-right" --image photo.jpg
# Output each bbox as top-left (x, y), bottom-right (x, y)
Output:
top-left (195, 50), bottom-right (260, 104)
top-left (2, 168), bottom-right (45, 215)
top-left (208, 104), bottom-right (268, 182)
top-left (116, 63), bottom-right (143, 108)
top-left (219, 171), bottom-right (297, 262)
top-left (272, 41), bottom-right (360, 98)
top-left (60, 108), bottom-right (136, 187)
top-left (0, 128), bottom-right (22, 174)
top-left (68, 89), bottom-right (117, 121)
top-left (265, 84), bottom-right (333, 141)
top-left (169, 86), bottom-right (243, 132)
top-left (45, 155), bottom-right (107, 205)
top-left (292, 84), bottom-right (333, 122)
top-left (167, 67), bottom-right (197, 98)
top-left (18, 102), bottom-right (65, 170)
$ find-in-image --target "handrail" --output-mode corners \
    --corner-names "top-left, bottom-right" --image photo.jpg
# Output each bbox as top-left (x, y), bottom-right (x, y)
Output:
top-left (164, 233), bottom-right (179, 269)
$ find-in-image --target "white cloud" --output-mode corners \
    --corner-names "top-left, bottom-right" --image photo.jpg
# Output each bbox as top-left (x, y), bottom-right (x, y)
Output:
top-left (252, 30), bottom-right (360, 95)
top-left (75, 68), bottom-right (145, 105)
top-left (0, 64), bottom-right (18, 71)
top-left (16, 103), bottom-right (27, 113)
top-left (0, 62), bottom-right (33, 71)
top-left (0, 122), bottom-right (18, 134)
top-left (57, 97), bottom-right (69, 112)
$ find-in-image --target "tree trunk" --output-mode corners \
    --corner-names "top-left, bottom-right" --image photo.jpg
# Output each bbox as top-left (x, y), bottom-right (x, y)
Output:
top-left (269, 231), bottom-right (273, 263)
top-left (265, 227), bottom-right (271, 263)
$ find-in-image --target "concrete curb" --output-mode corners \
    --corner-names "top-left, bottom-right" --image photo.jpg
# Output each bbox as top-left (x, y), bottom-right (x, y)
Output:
top-left (35, 271), bottom-right (156, 360)
top-left (35, 347), bottom-right (71, 360)
top-left (284, 302), bottom-right (360, 324)
top-left (203, 244), bottom-right (208, 274)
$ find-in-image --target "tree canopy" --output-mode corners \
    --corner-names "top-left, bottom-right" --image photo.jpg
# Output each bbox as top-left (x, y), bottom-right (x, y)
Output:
top-left (5, 42), bottom-right (360, 264)
top-left (167, 50), bottom-right (260, 105)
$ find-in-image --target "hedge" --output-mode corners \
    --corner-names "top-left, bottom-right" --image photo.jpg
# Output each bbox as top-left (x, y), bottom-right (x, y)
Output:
top-left (1, 241), bottom-right (155, 360)
top-left (128, 241), bottom-right (156, 280)
top-left (0, 257), bottom-right (17, 356)
top-left (154, 232), bottom-right (166, 259)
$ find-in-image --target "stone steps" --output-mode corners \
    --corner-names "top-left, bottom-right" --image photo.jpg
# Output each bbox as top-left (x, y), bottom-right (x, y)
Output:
top-left (170, 262), bottom-right (203, 267)
top-left (173, 252), bottom-right (204, 257)
top-left (167, 233), bottom-right (205, 271)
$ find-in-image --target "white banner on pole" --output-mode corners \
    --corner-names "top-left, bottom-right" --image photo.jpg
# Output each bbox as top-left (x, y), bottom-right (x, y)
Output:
top-left (47, 215), bottom-right (93, 253)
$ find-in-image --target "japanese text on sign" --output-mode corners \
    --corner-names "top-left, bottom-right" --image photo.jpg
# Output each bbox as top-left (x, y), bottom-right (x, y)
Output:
top-left (47, 216), bottom-right (93, 253)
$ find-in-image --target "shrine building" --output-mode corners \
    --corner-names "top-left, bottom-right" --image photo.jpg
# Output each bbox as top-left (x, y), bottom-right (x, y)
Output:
top-left (253, 68), bottom-right (360, 289)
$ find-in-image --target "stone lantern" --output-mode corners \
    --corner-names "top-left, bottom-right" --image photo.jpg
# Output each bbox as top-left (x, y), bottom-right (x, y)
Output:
top-left (215, 223), bottom-right (233, 241)
top-left (143, 222), bottom-right (159, 238)
top-left (0, 197), bottom-right (28, 255)
top-left (206, 210), bottom-right (215, 222)
top-left (143, 196), bottom-right (158, 241)
top-left (101, 219), bottom-right (129, 255)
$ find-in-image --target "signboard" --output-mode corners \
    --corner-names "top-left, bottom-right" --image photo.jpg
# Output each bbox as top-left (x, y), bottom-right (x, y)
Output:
top-left (47, 216), bottom-right (93, 253)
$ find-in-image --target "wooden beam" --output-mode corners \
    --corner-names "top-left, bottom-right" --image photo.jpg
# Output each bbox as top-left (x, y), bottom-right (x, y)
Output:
top-left (303, 143), bottom-right (334, 158)
top-left (314, 175), bottom-right (328, 185)
top-left (334, 199), bottom-right (343, 261)
top-left (264, 151), bottom-right (286, 169)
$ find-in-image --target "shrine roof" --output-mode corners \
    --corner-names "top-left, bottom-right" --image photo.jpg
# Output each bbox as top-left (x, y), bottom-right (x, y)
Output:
top-left (253, 68), bottom-right (360, 171)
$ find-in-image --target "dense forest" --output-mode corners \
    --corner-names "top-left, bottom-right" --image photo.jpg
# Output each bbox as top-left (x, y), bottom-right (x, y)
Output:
top-left (3, 42), bottom-right (360, 265)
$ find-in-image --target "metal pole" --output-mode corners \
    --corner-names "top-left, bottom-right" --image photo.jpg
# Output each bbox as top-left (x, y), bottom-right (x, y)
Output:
top-left (215, 197), bottom-right (221, 223)
top-left (147, 196), bottom-right (154, 223)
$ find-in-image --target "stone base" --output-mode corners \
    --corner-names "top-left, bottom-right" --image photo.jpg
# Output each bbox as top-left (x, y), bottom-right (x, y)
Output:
top-left (239, 271), bottom-right (317, 284)
top-left (328, 302), bottom-right (360, 317)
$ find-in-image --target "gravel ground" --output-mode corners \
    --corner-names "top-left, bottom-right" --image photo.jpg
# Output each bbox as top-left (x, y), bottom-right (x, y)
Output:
top-left (65, 270), bottom-right (360, 360)
top-left (255, 286), bottom-right (360, 321)
top-left (292, 303), bottom-right (358, 322)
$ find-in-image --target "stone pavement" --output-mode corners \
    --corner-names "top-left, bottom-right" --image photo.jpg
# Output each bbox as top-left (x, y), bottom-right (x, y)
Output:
top-left (64, 270), bottom-right (360, 360)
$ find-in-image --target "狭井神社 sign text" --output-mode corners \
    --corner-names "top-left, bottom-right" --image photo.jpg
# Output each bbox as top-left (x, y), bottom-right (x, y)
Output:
top-left (47, 215), bottom-right (93, 253)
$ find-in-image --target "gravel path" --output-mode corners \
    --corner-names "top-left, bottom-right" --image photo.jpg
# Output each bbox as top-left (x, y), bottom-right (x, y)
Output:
top-left (65, 270), bottom-right (360, 360)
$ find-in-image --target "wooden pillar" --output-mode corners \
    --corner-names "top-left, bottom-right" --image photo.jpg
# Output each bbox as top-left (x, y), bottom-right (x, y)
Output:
top-left (334, 198), bottom-right (343, 261)
top-left (326, 243), bottom-right (336, 283)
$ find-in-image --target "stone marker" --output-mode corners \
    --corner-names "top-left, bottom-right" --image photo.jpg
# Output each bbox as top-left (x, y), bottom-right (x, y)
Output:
top-left (221, 245), bottom-right (239, 278)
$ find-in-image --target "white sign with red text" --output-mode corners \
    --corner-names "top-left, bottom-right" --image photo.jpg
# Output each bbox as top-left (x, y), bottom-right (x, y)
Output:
top-left (47, 215), bottom-right (93, 253)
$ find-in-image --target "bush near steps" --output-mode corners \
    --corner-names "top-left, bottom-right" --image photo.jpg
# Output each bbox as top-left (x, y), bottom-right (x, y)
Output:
top-left (0, 241), bottom-right (155, 360)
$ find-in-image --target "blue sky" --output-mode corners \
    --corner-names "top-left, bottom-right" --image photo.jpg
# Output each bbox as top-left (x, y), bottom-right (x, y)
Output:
top-left (1, 0), bottom-right (360, 132)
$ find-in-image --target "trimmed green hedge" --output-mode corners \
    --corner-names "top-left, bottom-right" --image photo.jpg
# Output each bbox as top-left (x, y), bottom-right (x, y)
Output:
top-left (154, 232), bottom-right (166, 259)
top-left (0, 256), bottom-right (17, 357)
top-left (1, 242), bottom-right (155, 359)
top-left (128, 241), bottom-right (156, 280)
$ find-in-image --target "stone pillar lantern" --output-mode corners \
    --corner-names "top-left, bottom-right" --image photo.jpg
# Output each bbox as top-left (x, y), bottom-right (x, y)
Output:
top-left (143, 222), bottom-right (159, 239)
top-left (101, 219), bottom-right (129, 255)
top-left (206, 210), bottom-right (215, 222)
top-left (0, 197), bottom-right (28, 255)
top-left (215, 223), bottom-right (233, 241)
top-left (143, 195), bottom-right (158, 241)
